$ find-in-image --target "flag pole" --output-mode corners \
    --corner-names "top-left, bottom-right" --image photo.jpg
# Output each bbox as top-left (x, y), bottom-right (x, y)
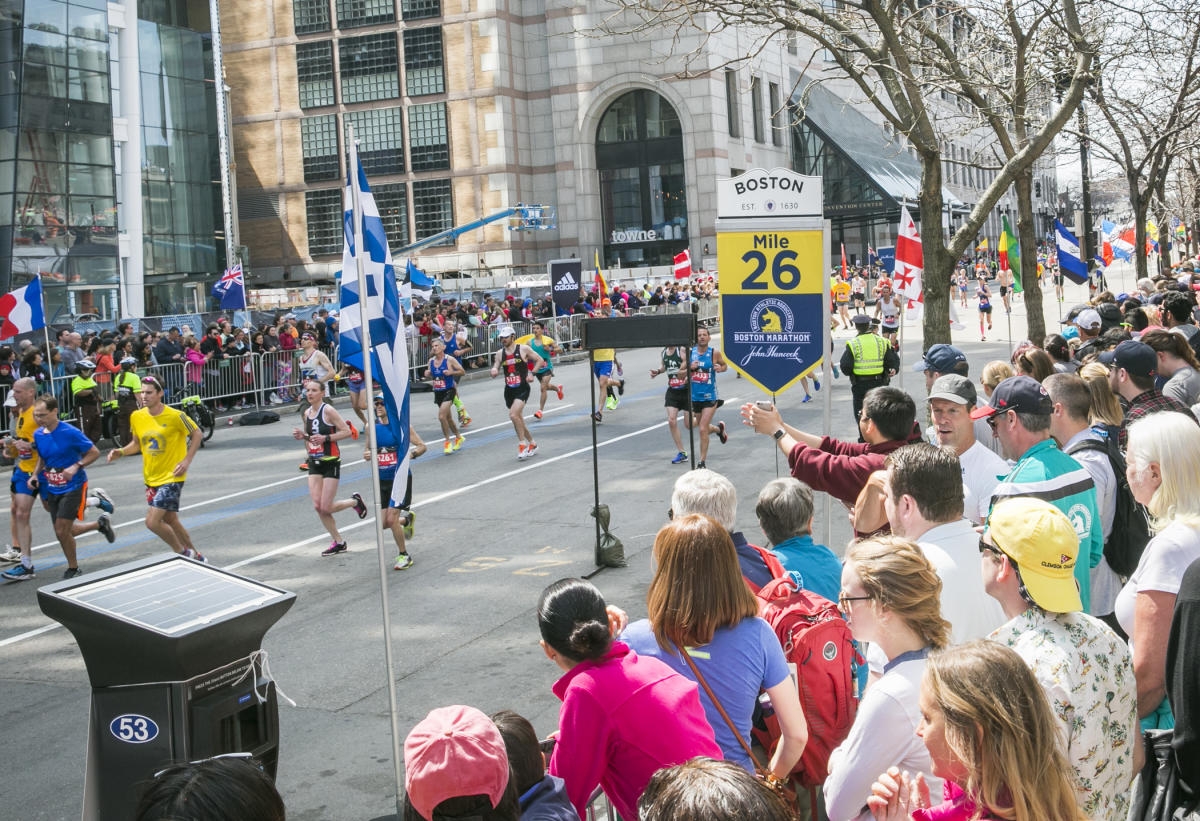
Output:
top-left (37, 275), bottom-right (53, 367)
top-left (347, 125), bottom-right (406, 818)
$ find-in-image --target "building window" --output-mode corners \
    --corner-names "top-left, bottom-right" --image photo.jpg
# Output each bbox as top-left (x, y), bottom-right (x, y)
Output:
top-left (297, 41), bottom-right (336, 108)
top-left (725, 69), bottom-right (741, 138)
top-left (340, 32), bottom-right (399, 103)
top-left (401, 0), bottom-right (441, 21)
top-left (345, 106), bottom-right (404, 176)
top-left (403, 27), bottom-right (444, 96)
top-left (373, 182), bottom-right (409, 247)
top-left (408, 102), bottom-right (448, 171)
top-left (595, 90), bottom-right (688, 268)
top-left (301, 114), bottom-right (339, 182)
top-left (412, 178), bottom-right (453, 243)
top-left (336, 0), bottom-right (394, 29)
top-left (751, 76), bottom-right (764, 143)
top-left (306, 188), bottom-right (344, 256)
top-left (769, 82), bottom-right (783, 146)
top-left (293, 0), bottom-right (331, 34)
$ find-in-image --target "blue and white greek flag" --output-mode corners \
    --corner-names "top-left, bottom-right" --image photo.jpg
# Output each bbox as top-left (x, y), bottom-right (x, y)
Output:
top-left (338, 153), bottom-right (410, 506)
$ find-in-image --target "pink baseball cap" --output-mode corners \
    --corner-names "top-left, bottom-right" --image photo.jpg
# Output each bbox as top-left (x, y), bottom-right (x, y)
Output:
top-left (404, 705), bottom-right (509, 819)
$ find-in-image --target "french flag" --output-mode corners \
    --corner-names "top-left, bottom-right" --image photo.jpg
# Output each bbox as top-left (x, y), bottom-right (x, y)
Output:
top-left (0, 276), bottom-right (46, 340)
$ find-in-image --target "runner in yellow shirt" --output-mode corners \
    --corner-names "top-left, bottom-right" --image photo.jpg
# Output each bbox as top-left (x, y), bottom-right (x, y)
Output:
top-left (832, 278), bottom-right (853, 329)
top-left (107, 374), bottom-right (205, 561)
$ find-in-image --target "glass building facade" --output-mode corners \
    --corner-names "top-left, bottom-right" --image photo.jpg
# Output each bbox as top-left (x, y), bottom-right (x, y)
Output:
top-left (294, 0), bottom-right (452, 258)
top-left (0, 0), bottom-right (227, 320)
top-left (137, 0), bottom-right (225, 316)
top-left (0, 0), bottom-right (119, 320)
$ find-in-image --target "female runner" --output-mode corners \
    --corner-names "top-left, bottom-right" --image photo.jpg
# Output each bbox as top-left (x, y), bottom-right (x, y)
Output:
top-left (292, 379), bottom-right (367, 556)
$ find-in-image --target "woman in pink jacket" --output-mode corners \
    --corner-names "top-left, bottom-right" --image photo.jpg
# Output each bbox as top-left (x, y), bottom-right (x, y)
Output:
top-left (537, 578), bottom-right (721, 820)
top-left (867, 641), bottom-right (1084, 821)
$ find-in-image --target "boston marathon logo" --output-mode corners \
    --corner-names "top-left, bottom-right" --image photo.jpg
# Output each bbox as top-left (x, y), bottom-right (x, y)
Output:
top-left (733, 298), bottom-right (811, 366)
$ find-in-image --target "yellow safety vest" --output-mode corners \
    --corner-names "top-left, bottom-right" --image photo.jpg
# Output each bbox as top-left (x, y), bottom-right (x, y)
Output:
top-left (847, 333), bottom-right (888, 376)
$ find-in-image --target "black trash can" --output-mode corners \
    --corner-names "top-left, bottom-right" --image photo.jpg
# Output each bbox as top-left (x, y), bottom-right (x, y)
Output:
top-left (38, 554), bottom-right (296, 821)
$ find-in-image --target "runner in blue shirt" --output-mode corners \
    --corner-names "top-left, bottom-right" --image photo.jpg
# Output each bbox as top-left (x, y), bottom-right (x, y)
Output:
top-left (30, 395), bottom-right (115, 578)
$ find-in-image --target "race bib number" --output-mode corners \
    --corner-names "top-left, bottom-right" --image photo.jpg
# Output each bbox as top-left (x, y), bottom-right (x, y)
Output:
top-left (691, 371), bottom-right (711, 384)
top-left (378, 449), bottom-right (398, 468)
top-left (668, 374), bottom-right (686, 388)
top-left (432, 378), bottom-right (446, 390)
top-left (46, 469), bottom-right (69, 488)
top-left (307, 441), bottom-right (324, 456)
top-left (505, 373), bottom-right (521, 387)
top-left (348, 372), bottom-right (363, 384)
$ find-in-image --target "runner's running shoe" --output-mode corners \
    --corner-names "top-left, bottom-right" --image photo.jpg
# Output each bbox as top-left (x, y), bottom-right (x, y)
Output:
top-left (617, 379), bottom-right (625, 395)
top-left (393, 553), bottom-right (414, 570)
top-left (299, 462), bottom-right (309, 471)
top-left (452, 435), bottom-right (464, 451)
top-left (348, 422), bottom-right (359, 440)
top-left (696, 461), bottom-right (706, 469)
top-left (526, 443), bottom-right (538, 458)
top-left (517, 444), bottom-right (528, 461)
top-left (814, 378), bottom-right (821, 391)
top-left (717, 421), bottom-right (728, 444)
top-left (605, 395), bottom-right (617, 410)
top-left (533, 410), bottom-right (543, 420)
top-left (321, 541), bottom-right (347, 557)
top-left (402, 511), bottom-right (416, 540)
top-left (352, 492), bottom-right (368, 519)
top-left (671, 451), bottom-right (688, 465)
top-left (0, 545), bottom-right (20, 563)
top-left (97, 514), bottom-right (115, 543)
top-left (802, 394), bottom-right (813, 403)
top-left (556, 385), bottom-right (564, 401)
top-left (444, 440), bottom-right (453, 454)
top-left (183, 547), bottom-right (208, 563)
top-left (90, 487), bottom-right (114, 514)
top-left (592, 411), bottom-right (603, 423)
top-left (2, 564), bottom-right (34, 581)
top-left (63, 567), bottom-right (83, 579)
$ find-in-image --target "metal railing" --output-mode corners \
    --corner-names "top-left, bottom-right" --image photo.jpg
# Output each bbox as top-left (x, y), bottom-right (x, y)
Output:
top-left (23, 301), bottom-right (722, 422)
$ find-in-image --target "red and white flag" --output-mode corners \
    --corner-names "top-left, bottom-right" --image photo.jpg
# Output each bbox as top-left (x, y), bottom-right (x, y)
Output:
top-left (840, 243), bottom-right (848, 279)
top-left (895, 206), bottom-right (923, 318)
top-left (673, 249), bottom-right (692, 279)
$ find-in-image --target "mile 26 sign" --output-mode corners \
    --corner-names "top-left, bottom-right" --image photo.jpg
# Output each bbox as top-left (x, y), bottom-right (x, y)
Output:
top-left (716, 168), bottom-right (829, 395)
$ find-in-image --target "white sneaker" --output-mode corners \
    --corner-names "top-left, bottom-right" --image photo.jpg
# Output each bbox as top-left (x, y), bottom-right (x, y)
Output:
top-left (269, 394), bottom-right (284, 405)
top-left (0, 545), bottom-right (21, 563)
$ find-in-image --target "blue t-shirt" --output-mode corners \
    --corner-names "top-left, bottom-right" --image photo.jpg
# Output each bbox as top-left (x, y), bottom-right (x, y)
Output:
top-left (771, 535), bottom-right (842, 603)
top-left (33, 421), bottom-right (93, 495)
top-left (622, 616), bottom-right (790, 772)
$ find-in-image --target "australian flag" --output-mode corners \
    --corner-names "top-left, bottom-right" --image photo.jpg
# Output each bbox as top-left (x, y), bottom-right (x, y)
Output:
top-left (211, 262), bottom-right (246, 310)
top-left (337, 146), bottom-right (410, 508)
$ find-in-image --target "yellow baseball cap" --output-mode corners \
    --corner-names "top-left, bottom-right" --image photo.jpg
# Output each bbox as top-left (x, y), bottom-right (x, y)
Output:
top-left (987, 497), bottom-right (1083, 613)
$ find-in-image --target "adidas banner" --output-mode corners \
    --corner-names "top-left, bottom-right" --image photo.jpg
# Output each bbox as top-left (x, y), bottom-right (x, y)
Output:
top-left (549, 258), bottom-right (583, 316)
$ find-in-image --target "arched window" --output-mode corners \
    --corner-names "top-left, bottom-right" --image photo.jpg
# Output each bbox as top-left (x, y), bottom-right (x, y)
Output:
top-left (596, 90), bottom-right (687, 268)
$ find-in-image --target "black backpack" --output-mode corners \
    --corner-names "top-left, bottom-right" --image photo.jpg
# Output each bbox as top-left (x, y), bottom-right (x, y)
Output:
top-left (1067, 426), bottom-right (1150, 577)
top-left (237, 410), bottom-right (281, 425)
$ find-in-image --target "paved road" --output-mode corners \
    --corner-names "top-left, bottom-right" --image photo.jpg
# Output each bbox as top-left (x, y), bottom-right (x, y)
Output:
top-left (0, 294), bottom-right (1053, 820)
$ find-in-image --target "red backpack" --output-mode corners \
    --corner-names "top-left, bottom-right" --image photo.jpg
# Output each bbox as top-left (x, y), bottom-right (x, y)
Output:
top-left (750, 568), bottom-right (859, 789)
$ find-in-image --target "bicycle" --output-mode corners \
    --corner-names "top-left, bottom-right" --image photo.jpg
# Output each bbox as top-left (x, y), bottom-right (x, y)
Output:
top-left (180, 395), bottom-right (216, 445)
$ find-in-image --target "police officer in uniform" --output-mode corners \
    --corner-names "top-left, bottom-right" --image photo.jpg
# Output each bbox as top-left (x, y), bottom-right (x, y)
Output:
top-left (840, 315), bottom-right (899, 440)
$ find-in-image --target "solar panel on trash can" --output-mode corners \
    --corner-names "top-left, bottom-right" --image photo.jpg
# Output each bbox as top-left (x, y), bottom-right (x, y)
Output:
top-left (59, 560), bottom-right (288, 635)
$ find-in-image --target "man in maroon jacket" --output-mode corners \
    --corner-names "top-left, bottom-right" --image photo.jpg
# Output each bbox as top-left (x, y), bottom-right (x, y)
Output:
top-left (741, 386), bottom-right (916, 508)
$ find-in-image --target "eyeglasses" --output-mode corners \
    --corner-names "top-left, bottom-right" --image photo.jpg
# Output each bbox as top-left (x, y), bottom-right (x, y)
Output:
top-left (978, 537), bottom-right (1003, 557)
top-left (838, 592), bottom-right (872, 610)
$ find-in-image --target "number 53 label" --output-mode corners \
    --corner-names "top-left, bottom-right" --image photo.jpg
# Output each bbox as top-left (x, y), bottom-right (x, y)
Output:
top-left (717, 231), bottom-right (823, 295)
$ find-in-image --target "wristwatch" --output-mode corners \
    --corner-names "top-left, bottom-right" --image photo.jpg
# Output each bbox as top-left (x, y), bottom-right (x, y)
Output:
top-left (773, 428), bottom-right (786, 441)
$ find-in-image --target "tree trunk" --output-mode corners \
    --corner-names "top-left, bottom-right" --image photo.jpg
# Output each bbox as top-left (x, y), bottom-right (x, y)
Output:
top-left (918, 153), bottom-right (952, 350)
top-left (1013, 174), bottom-right (1045, 344)
top-left (1131, 190), bottom-right (1149, 281)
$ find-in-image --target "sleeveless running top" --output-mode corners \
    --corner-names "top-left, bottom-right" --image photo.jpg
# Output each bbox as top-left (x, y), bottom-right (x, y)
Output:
top-left (374, 422), bottom-right (400, 481)
top-left (305, 402), bottom-right (339, 460)
top-left (299, 350), bottom-right (328, 382)
top-left (690, 346), bottom-right (717, 401)
top-left (879, 296), bottom-right (901, 327)
top-left (500, 345), bottom-right (529, 388)
top-left (429, 356), bottom-right (455, 391)
top-left (662, 348), bottom-right (687, 390)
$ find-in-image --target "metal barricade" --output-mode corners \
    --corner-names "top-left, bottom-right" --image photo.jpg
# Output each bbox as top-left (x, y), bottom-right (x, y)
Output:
top-left (585, 786), bottom-right (617, 821)
top-left (258, 349), bottom-right (301, 405)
